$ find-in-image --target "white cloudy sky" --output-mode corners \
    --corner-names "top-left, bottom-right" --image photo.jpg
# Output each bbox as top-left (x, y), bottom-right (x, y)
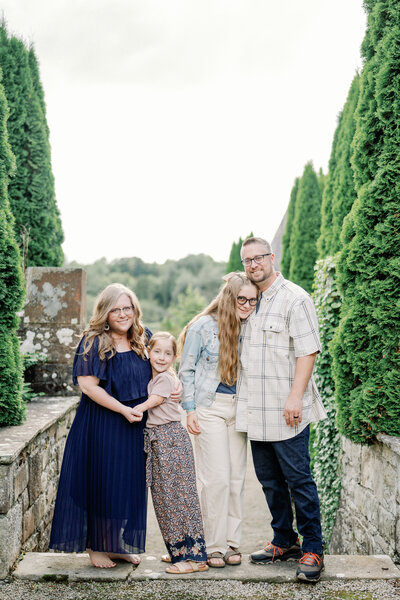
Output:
top-left (1, 1), bottom-right (366, 265)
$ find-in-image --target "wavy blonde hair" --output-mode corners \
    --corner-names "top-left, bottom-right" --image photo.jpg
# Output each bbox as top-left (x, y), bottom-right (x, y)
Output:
top-left (178, 272), bottom-right (258, 386)
top-left (81, 283), bottom-right (148, 360)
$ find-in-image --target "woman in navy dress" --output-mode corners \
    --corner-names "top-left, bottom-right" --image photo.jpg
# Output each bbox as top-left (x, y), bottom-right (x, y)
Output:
top-left (50, 283), bottom-right (153, 568)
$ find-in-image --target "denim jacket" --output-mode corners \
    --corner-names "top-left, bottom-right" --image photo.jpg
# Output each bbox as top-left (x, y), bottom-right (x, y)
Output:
top-left (179, 315), bottom-right (221, 412)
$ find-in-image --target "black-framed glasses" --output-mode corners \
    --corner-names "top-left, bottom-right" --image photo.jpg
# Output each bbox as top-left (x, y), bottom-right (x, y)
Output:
top-left (241, 253), bottom-right (271, 267)
top-left (237, 296), bottom-right (258, 307)
top-left (109, 305), bottom-right (134, 316)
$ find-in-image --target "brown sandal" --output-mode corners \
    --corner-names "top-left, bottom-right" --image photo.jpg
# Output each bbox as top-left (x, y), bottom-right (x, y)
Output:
top-left (207, 551), bottom-right (225, 568)
top-left (165, 560), bottom-right (209, 574)
top-left (224, 547), bottom-right (242, 566)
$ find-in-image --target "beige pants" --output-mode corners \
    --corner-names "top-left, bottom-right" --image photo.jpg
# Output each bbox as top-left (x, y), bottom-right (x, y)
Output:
top-left (194, 393), bottom-right (247, 555)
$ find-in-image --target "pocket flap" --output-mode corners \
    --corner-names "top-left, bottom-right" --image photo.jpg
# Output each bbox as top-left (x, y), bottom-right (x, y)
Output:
top-left (262, 321), bottom-right (284, 333)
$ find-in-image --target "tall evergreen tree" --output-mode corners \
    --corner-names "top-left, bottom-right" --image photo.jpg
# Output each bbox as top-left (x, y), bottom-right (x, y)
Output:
top-left (226, 233), bottom-right (253, 273)
top-left (0, 66), bottom-right (25, 426)
top-left (331, 0), bottom-right (400, 442)
top-left (280, 177), bottom-right (299, 278)
top-left (318, 74), bottom-right (360, 259)
top-left (0, 25), bottom-right (63, 267)
top-left (289, 163), bottom-right (322, 293)
top-left (226, 238), bottom-right (242, 272)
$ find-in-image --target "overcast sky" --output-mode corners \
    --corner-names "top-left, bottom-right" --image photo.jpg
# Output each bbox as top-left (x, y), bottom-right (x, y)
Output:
top-left (1, 1), bottom-right (366, 265)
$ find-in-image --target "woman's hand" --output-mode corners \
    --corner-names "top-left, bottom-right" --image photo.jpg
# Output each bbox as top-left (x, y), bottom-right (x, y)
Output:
top-left (170, 379), bottom-right (183, 403)
top-left (186, 412), bottom-right (201, 435)
top-left (121, 405), bottom-right (143, 423)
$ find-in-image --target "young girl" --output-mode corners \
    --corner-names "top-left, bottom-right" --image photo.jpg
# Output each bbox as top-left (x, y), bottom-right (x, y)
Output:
top-left (133, 331), bottom-right (208, 574)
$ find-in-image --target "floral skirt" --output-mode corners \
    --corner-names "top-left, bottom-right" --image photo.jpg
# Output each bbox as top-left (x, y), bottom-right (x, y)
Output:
top-left (144, 421), bottom-right (207, 563)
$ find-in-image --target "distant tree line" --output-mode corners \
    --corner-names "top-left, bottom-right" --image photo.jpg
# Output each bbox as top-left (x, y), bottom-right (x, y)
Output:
top-left (67, 254), bottom-right (227, 336)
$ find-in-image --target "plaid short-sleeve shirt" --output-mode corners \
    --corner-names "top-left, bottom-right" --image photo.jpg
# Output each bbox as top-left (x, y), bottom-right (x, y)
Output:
top-left (236, 273), bottom-right (327, 441)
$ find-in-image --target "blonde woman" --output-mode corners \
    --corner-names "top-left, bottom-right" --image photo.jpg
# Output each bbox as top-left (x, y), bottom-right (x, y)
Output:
top-left (178, 272), bottom-right (258, 568)
top-left (50, 283), bottom-right (179, 568)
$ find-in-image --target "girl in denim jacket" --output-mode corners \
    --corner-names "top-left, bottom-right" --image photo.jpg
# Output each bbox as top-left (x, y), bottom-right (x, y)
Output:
top-left (178, 272), bottom-right (258, 568)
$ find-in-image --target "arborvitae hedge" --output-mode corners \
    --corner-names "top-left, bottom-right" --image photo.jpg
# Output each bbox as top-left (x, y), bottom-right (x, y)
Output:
top-left (331, 0), bottom-right (400, 443)
top-left (312, 254), bottom-right (342, 544)
top-left (289, 162), bottom-right (321, 293)
top-left (0, 25), bottom-right (63, 268)
top-left (280, 177), bottom-right (299, 278)
top-left (318, 75), bottom-right (360, 259)
top-left (0, 67), bottom-right (26, 426)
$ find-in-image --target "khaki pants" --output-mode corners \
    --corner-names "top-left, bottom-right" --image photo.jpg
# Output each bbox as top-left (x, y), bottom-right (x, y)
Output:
top-left (194, 393), bottom-right (247, 555)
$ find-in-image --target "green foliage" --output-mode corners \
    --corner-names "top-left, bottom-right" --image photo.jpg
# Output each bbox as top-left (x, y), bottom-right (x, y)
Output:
top-left (312, 254), bottom-right (342, 546)
top-left (0, 67), bottom-right (25, 426)
top-left (289, 163), bottom-right (322, 293)
top-left (281, 178), bottom-right (299, 278)
top-left (68, 253), bottom-right (226, 330)
top-left (318, 74), bottom-right (360, 259)
top-left (21, 351), bottom-right (46, 402)
top-left (331, 0), bottom-right (400, 443)
top-left (161, 285), bottom-right (207, 338)
top-left (226, 233), bottom-right (253, 273)
top-left (0, 25), bottom-right (63, 268)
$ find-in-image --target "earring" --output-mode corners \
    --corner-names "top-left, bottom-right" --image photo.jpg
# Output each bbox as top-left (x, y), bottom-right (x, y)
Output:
top-left (104, 322), bottom-right (110, 331)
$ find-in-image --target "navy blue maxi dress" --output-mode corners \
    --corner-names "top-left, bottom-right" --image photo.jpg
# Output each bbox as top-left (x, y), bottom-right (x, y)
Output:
top-left (49, 336), bottom-right (152, 554)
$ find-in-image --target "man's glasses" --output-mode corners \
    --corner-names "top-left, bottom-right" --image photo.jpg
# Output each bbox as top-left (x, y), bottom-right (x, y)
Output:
top-left (241, 253), bottom-right (271, 267)
top-left (109, 306), bottom-right (134, 316)
top-left (237, 296), bottom-right (258, 307)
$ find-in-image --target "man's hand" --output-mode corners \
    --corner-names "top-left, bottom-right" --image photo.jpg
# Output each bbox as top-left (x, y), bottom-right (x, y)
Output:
top-left (283, 396), bottom-right (303, 427)
top-left (186, 412), bottom-right (201, 435)
top-left (282, 353), bottom-right (316, 428)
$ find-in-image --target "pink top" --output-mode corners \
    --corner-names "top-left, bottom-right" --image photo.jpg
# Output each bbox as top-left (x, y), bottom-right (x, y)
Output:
top-left (146, 371), bottom-right (182, 428)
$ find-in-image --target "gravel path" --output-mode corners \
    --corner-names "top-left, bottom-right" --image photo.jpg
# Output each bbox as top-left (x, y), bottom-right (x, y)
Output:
top-left (1, 578), bottom-right (400, 600)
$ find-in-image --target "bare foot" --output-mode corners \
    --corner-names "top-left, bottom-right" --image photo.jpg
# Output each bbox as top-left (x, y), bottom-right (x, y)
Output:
top-left (87, 549), bottom-right (116, 568)
top-left (107, 552), bottom-right (141, 565)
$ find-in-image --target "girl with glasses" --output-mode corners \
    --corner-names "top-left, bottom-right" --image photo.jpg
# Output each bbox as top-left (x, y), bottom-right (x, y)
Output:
top-left (178, 272), bottom-right (258, 568)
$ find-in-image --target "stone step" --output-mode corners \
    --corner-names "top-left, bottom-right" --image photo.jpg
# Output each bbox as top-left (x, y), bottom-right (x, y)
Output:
top-left (13, 552), bottom-right (400, 583)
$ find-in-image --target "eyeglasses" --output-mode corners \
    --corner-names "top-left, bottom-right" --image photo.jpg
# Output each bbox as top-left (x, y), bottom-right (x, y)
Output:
top-left (237, 296), bottom-right (258, 307)
top-left (241, 253), bottom-right (271, 267)
top-left (109, 305), bottom-right (134, 316)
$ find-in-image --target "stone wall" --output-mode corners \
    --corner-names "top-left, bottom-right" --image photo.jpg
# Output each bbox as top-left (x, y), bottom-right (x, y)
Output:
top-left (18, 267), bottom-right (86, 396)
top-left (330, 434), bottom-right (400, 563)
top-left (0, 397), bottom-right (79, 578)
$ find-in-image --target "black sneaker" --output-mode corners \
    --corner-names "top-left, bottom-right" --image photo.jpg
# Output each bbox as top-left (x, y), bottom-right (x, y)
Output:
top-left (296, 552), bottom-right (324, 582)
top-left (250, 540), bottom-right (302, 564)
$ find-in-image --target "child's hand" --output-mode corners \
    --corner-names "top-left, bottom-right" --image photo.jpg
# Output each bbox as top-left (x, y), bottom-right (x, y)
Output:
top-left (171, 380), bottom-right (183, 403)
top-left (186, 412), bottom-right (201, 435)
top-left (132, 405), bottom-right (145, 420)
top-left (121, 405), bottom-right (143, 423)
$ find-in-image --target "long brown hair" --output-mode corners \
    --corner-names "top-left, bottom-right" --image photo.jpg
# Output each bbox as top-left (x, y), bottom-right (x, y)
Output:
top-left (81, 283), bottom-right (148, 360)
top-left (178, 272), bottom-right (258, 386)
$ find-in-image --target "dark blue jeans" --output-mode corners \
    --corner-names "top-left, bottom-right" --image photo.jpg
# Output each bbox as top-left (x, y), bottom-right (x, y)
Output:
top-left (251, 426), bottom-right (323, 554)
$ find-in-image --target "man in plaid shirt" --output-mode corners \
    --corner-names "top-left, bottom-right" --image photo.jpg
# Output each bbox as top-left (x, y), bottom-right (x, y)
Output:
top-left (236, 237), bottom-right (327, 583)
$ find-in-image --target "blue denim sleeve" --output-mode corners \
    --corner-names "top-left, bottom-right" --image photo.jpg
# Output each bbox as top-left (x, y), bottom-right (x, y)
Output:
top-left (178, 323), bottom-right (203, 412)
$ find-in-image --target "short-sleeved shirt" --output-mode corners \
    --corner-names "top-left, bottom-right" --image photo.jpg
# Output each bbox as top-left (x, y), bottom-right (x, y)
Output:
top-left (236, 273), bottom-right (327, 441)
top-left (146, 371), bottom-right (182, 428)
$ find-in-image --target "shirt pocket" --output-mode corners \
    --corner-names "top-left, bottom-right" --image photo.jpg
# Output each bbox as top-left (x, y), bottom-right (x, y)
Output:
top-left (202, 347), bottom-right (219, 369)
top-left (262, 320), bottom-right (290, 359)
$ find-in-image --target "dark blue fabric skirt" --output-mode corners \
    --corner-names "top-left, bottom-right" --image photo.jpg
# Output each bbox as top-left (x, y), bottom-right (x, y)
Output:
top-left (49, 396), bottom-right (147, 554)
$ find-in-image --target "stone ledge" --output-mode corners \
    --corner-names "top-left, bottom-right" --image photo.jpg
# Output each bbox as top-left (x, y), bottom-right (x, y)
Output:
top-left (0, 397), bottom-right (79, 465)
top-left (12, 552), bottom-right (400, 583)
